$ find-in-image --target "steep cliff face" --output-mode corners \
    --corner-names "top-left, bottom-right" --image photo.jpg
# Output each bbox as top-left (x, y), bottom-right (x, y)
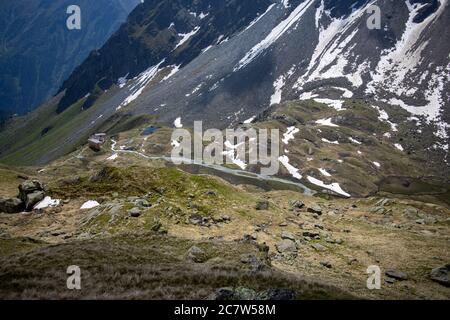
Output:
top-left (0, 0), bottom-right (140, 121)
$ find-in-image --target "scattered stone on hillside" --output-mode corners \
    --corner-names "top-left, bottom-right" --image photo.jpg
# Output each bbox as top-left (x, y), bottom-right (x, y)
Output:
top-left (281, 231), bottom-right (296, 241)
top-left (348, 258), bottom-right (358, 265)
top-left (212, 214), bottom-right (231, 224)
top-left (189, 214), bottom-right (203, 225)
top-left (234, 287), bottom-right (257, 300)
top-left (257, 289), bottom-right (296, 300)
top-left (209, 287), bottom-right (235, 300)
top-left (430, 264), bottom-right (450, 287)
top-left (424, 217), bottom-right (437, 225)
top-left (187, 246), bottom-right (207, 263)
top-left (303, 231), bottom-right (320, 238)
top-left (151, 220), bottom-right (162, 232)
top-left (255, 223), bottom-right (267, 233)
top-left (89, 167), bottom-right (114, 183)
top-left (242, 234), bottom-right (257, 242)
top-left (375, 198), bottom-right (391, 207)
top-left (256, 242), bottom-right (270, 254)
top-left (385, 277), bottom-right (396, 284)
top-left (133, 198), bottom-right (151, 208)
top-left (371, 206), bottom-right (388, 215)
top-left (240, 254), bottom-right (266, 271)
top-left (307, 204), bottom-right (322, 215)
top-left (240, 254), bottom-right (255, 264)
top-left (50, 230), bottom-right (65, 237)
top-left (205, 190), bottom-right (217, 196)
top-left (385, 269), bottom-right (408, 281)
top-left (128, 207), bottom-right (141, 217)
top-left (290, 200), bottom-right (305, 210)
top-left (404, 207), bottom-right (419, 218)
top-left (279, 222), bottom-right (288, 227)
top-left (311, 243), bottom-right (327, 252)
top-left (212, 216), bottom-right (223, 223)
top-left (276, 240), bottom-right (297, 254)
top-left (25, 191), bottom-right (45, 211)
top-left (255, 200), bottom-right (269, 211)
top-left (105, 202), bottom-right (122, 217)
top-left (211, 287), bottom-right (296, 301)
top-left (321, 261), bottom-right (332, 268)
top-left (325, 237), bottom-right (343, 245)
top-left (0, 198), bottom-right (24, 214)
top-left (62, 176), bottom-right (81, 186)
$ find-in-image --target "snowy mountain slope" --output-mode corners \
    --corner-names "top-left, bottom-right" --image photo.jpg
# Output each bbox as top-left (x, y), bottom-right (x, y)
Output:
top-left (56, 0), bottom-right (274, 112)
top-left (0, 0), bottom-right (449, 172)
top-left (123, 0), bottom-right (449, 149)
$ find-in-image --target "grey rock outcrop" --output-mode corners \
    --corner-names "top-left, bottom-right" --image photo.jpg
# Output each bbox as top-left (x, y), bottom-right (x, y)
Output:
top-left (0, 198), bottom-right (24, 213)
top-left (430, 264), bottom-right (449, 287)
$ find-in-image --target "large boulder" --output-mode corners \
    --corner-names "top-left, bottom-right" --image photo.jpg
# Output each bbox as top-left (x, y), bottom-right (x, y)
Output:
top-left (128, 207), bottom-right (142, 217)
top-left (24, 191), bottom-right (45, 211)
top-left (18, 180), bottom-right (45, 211)
top-left (233, 287), bottom-right (257, 300)
top-left (209, 287), bottom-right (235, 300)
top-left (276, 240), bottom-right (297, 254)
top-left (307, 204), bottom-right (323, 215)
top-left (0, 198), bottom-right (24, 213)
top-left (186, 246), bottom-right (207, 263)
top-left (430, 264), bottom-right (450, 287)
top-left (19, 180), bottom-right (44, 201)
top-left (257, 288), bottom-right (296, 300)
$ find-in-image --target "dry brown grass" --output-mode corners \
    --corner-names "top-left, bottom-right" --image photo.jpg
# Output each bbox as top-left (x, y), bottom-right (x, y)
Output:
top-left (0, 234), bottom-right (353, 300)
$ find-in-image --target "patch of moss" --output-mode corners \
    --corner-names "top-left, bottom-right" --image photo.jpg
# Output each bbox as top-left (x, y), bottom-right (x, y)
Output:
top-left (0, 237), bottom-right (46, 257)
